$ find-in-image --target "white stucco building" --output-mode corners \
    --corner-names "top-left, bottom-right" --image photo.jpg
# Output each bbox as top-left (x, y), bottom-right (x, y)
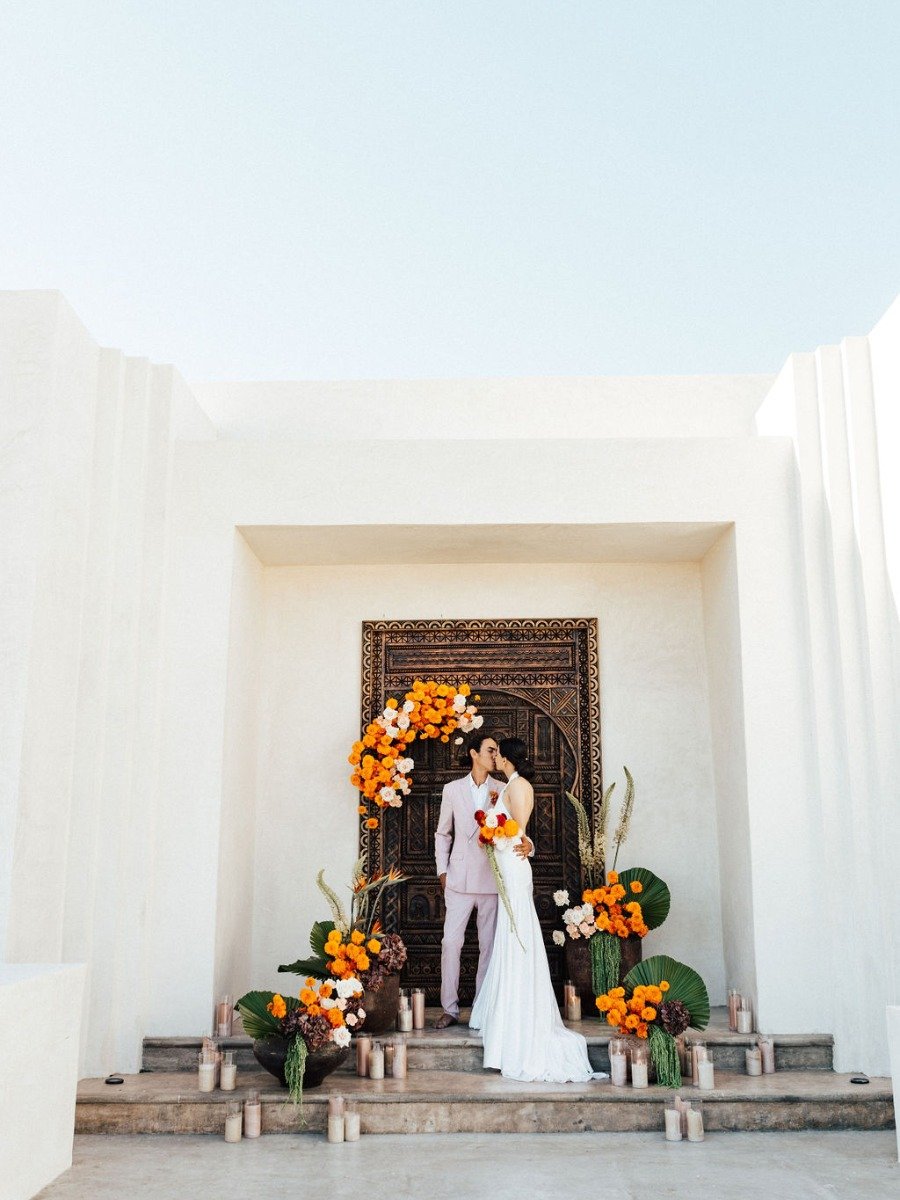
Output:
top-left (1, 289), bottom-right (898, 1080)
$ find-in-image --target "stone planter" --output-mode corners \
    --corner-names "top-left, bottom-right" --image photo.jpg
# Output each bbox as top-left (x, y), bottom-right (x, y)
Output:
top-left (252, 1036), bottom-right (349, 1089)
top-left (564, 933), bottom-right (643, 1009)
top-left (361, 972), bottom-right (401, 1035)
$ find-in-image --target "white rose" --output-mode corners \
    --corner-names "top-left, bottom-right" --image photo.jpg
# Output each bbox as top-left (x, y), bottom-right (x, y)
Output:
top-left (357, 1007), bottom-right (366, 1020)
top-left (320, 997), bottom-right (336, 1009)
top-left (553, 890), bottom-right (569, 907)
top-left (473, 715), bottom-right (484, 729)
top-left (345, 1012), bottom-right (358, 1027)
top-left (552, 930), bottom-right (565, 946)
top-left (581, 903), bottom-right (594, 921)
top-left (562, 908), bottom-right (577, 925)
top-left (379, 786), bottom-right (398, 805)
top-left (382, 706), bottom-right (398, 722)
top-left (332, 1026), bottom-right (351, 1048)
top-left (397, 714), bottom-right (411, 731)
top-left (453, 693), bottom-right (466, 712)
top-left (403, 700), bottom-right (415, 713)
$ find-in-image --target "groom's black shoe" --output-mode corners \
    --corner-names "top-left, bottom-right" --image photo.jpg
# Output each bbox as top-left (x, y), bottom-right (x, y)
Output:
top-left (434, 1012), bottom-right (459, 1029)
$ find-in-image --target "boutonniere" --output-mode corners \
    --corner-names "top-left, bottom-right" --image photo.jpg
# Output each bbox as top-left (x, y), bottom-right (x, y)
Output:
top-left (488, 790), bottom-right (499, 807)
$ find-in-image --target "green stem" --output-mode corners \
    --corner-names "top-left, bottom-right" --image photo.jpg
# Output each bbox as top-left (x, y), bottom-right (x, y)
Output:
top-left (648, 1024), bottom-right (681, 1089)
top-left (486, 846), bottom-right (525, 951)
top-left (590, 931), bottom-right (621, 996)
top-left (284, 1035), bottom-right (309, 1120)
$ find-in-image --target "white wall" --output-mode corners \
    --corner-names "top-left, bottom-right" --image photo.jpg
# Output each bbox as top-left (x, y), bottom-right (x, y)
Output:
top-left (246, 561), bottom-right (726, 999)
top-left (213, 532), bottom-right (264, 1010)
top-left (0, 964), bottom-right (85, 1200)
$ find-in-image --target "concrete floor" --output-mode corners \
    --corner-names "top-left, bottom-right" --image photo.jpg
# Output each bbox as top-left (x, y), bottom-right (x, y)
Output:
top-left (36, 1131), bottom-right (899, 1200)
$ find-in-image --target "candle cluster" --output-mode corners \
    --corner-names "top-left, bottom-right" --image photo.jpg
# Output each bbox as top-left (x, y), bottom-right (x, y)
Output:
top-left (664, 1095), bottom-right (704, 1142)
top-left (220, 1091), bottom-right (261, 1143)
top-left (326, 1096), bottom-right (361, 1143)
top-left (355, 1034), bottom-right (409, 1080)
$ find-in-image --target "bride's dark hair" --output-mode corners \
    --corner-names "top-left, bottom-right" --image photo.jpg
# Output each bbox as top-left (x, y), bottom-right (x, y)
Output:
top-left (498, 737), bottom-right (534, 783)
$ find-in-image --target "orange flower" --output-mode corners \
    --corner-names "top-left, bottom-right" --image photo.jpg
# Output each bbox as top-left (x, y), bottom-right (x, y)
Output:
top-left (367, 939), bottom-right (381, 954)
top-left (366, 818), bottom-right (379, 829)
top-left (630, 880), bottom-right (643, 893)
top-left (267, 993), bottom-right (287, 1019)
top-left (607, 871), bottom-right (619, 884)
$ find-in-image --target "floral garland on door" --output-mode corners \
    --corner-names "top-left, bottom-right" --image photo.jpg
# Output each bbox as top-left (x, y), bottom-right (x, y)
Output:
top-left (349, 680), bottom-right (482, 827)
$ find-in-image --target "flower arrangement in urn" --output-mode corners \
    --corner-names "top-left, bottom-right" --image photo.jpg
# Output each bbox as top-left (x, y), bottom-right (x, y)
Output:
top-left (554, 768), bottom-right (671, 1000)
top-left (236, 975), bottom-right (366, 1107)
top-left (596, 953), bottom-right (710, 1088)
top-left (278, 863), bottom-right (408, 1033)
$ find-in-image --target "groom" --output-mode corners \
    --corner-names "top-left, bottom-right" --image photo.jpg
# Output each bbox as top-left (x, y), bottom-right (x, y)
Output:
top-left (434, 731), bottom-right (534, 1028)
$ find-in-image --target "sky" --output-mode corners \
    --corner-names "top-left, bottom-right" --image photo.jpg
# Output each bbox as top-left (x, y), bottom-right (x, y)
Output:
top-left (1, 1), bottom-right (897, 381)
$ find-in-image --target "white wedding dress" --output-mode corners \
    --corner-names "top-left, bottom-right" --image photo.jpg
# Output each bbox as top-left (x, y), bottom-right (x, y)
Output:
top-left (469, 778), bottom-right (599, 1082)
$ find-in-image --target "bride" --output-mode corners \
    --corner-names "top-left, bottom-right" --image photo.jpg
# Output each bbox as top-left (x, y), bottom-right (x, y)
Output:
top-left (469, 737), bottom-right (599, 1083)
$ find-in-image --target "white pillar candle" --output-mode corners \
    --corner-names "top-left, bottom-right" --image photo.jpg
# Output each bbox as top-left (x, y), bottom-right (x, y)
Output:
top-left (327, 1114), bottom-right (345, 1143)
top-left (686, 1107), bottom-right (705, 1142)
top-left (344, 1108), bottom-right (361, 1141)
top-left (737, 1008), bottom-right (753, 1033)
top-left (356, 1035), bottom-right (372, 1077)
top-left (610, 1049), bottom-right (628, 1087)
top-left (745, 1047), bottom-right (762, 1076)
top-left (698, 1058), bottom-right (715, 1091)
top-left (220, 1062), bottom-right (237, 1091)
top-left (397, 1008), bottom-right (413, 1032)
top-left (392, 1041), bottom-right (408, 1080)
top-left (243, 1092), bottom-right (261, 1138)
top-left (664, 1105), bottom-right (683, 1141)
top-left (567, 995), bottom-right (582, 1022)
top-left (198, 1061), bottom-right (216, 1092)
top-left (727, 989), bottom-right (741, 1032)
top-left (224, 1103), bottom-right (242, 1143)
top-left (368, 1044), bottom-right (385, 1080)
top-left (631, 1060), bottom-right (649, 1089)
top-left (691, 1042), bottom-right (707, 1086)
top-left (411, 990), bottom-right (426, 1030)
top-left (759, 1037), bottom-right (776, 1073)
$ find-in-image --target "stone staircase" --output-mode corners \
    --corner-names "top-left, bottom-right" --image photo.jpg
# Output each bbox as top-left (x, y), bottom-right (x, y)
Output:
top-left (76, 1009), bottom-right (894, 1136)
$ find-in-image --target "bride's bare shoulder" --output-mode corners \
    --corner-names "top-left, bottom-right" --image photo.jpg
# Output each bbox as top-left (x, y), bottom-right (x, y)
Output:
top-left (508, 775), bottom-right (534, 799)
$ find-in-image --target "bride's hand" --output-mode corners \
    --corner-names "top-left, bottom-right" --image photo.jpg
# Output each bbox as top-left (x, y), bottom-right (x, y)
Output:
top-left (513, 836), bottom-right (533, 859)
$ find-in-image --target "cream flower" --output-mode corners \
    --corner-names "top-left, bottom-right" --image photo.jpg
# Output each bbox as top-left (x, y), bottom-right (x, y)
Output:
top-left (345, 1012), bottom-right (358, 1027)
top-left (567, 926), bottom-right (581, 939)
top-left (552, 930), bottom-right (565, 946)
top-left (553, 889), bottom-right (570, 906)
top-left (379, 786), bottom-right (398, 805)
top-left (332, 1026), bottom-right (351, 1048)
top-left (579, 921), bottom-right (595, 937)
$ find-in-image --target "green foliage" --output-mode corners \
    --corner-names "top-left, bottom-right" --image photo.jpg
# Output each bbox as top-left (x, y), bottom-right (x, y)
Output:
top-left (235, 990), bottom-right (298, 1040)
top-left (310, 920), bottom-right (337, 959)
top-left (648, 1023), bottom-right (682, 1089)
top-left (624, 954), bottom-right (710, 1031)
top-left (616, 867), bottom-right (671, 930)
top-left (284, 1034), bottom-right (309, 1114)
top-left (590, 930), bottom-right (621, 997)
top-left (277, 921), bottom-right (337, 977)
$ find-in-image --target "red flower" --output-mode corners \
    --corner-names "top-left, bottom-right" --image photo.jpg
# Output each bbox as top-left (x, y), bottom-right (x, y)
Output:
top-left (488, 791), bottom-right (499, 806)
top-left (474, 809), bottom-right (486, 823)
top-left (496, 813), bottom-right (507, 826)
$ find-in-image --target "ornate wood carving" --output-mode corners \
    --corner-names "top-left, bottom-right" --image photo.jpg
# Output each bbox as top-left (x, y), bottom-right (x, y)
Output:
top-left (359, 618), bottom-right (602, 1004)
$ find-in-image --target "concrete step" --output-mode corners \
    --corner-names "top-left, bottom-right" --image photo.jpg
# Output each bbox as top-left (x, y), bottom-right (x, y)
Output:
top-left (77, 1068), bottom-right (893, 1135)
top-left (142, 1008), bottom-right (835, 1075)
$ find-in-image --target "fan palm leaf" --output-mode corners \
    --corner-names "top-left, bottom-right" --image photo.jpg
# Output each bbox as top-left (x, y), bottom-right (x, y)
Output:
top-left (624, 954), bottom-right (710, 1030)
top-left (616, 867), bottom-right (671, 930)
top-left (236, 990), bottom-right (298, 1040)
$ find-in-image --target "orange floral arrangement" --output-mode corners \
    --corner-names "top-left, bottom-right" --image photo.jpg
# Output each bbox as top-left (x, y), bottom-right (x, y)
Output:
top-left (596, 980), bottom-right (669, 1039)
top-left (584, 870), bottom-right (649, 939)
top-left (349, 680), bottom-right (482, 826)
top-left (323, 927), bottom-right (381, 980)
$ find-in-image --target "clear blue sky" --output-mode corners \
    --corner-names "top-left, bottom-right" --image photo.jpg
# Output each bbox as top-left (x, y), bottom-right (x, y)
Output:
top-left (1, 2), bottom-right (897, 380)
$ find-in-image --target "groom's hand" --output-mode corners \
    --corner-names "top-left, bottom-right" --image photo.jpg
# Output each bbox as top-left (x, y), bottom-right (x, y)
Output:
top-left (439, 872), bottom-right (447, 891)
top-left (514, 837), bottom-right (533, 859)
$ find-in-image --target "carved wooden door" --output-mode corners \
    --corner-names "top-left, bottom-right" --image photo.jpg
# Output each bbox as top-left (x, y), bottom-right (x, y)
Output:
top-left (359, 619), bottom-right (602, 1005)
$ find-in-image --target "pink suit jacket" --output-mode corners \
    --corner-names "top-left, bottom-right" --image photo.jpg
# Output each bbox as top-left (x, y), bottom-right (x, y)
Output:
top-left (434, 775), bottom-right (506, 894)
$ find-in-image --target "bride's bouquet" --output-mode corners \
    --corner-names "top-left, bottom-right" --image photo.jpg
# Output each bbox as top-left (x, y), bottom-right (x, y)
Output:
top-left (474, 809), bottom-right (525, 950)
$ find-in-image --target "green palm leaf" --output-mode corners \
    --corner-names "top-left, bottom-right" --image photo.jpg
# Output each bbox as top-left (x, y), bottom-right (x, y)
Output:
top-left (624, 954), bottom-right (710, 1030)
top-left (310, 920), bottom-right (337, 958)
top-left (235, 990), bottom-right (298, 1040)
top-left (278, 956), bottom-right (329, 977)
top-left (616, 867), bottom-right (671, 930)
